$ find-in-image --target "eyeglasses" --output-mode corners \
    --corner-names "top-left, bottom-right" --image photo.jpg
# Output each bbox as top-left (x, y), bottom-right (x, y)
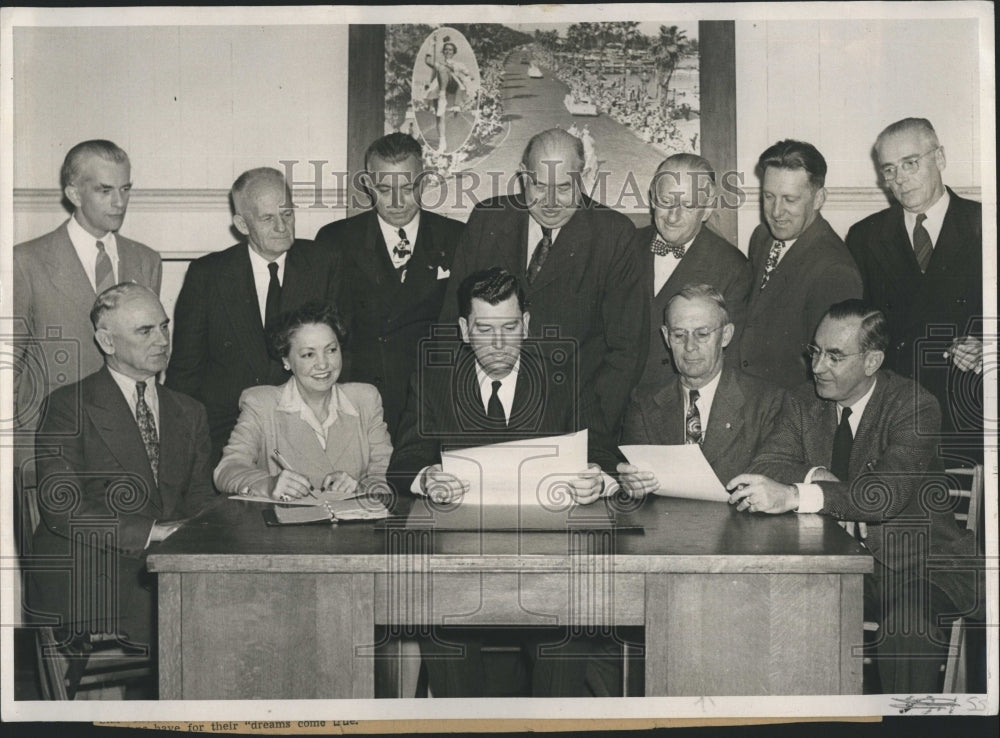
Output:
top-left (805, 344), bottom-right (865, 366)
top-left (879, 147), bottom-right (940, 182)
top-left (666, 326), bottom-right (721, 343)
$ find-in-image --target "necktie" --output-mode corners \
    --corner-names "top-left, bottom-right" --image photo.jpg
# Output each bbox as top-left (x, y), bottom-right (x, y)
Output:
top-left (526, 227), bottom-right (552, 285)
top-left (135, 381), bottom-right (159, 484)
top-left (650, 234), bottom-right (685, 259)
top-left (393, 228), bottom-right (411, 282)
top-left (265, 261), bottom-right (281, 329)
top-left (95, 240), bottom-right (115, 294)
top-left (912, 214), bottom-right (933, 272)
top-left (685, 389), bottom-right (703, 445)
top-left (831, 406), bottom-right (853, 481)
top-left (759, 240), bottom-right (783, 289)
top-left (486, 380), bottom-right (505, 423)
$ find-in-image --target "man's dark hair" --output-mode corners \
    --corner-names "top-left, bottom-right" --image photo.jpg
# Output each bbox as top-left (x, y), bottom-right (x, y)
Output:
top-left (61, 139), bottom-right (129, 190)
top-left (365, 132), bottom-right (423, 172)
top-left (824, 299), bottom-right (889, 353)
top-left (457, 267), bottom-right (527, 321)
top-left (267, 301), bottom-right (349, 361)
top-left (756, 139), bottom-right (827, 190)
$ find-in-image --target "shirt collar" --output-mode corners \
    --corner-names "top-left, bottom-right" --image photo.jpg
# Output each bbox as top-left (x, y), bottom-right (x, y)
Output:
top-left (903, 188), bottom-right (950, 241)
top-left (107, 366), bottom-right (157, 405)
top-left (474, 356), bottom-right (521, 388)
top-left (276, 376), bottom-right (359, 418)
top-left (838, 376), bottom-right (878, 426)
top-left (67, 214), bottom-right (118, 274)
top-left (527, 217), bottom-right (562, 249)
top-left (377, 212), bottom-right (420, 248)
top-left (247, 245), bottom-right (287, 276)
top-left (681, 366), bottom-right (722, 406)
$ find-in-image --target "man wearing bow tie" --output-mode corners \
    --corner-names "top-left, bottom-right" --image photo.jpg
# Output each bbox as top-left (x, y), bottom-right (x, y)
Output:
top-left (738, 140), bottom-right (862, 389)
top-left (314, 133), bottom-right (463, 438)
top-left (630, 153), bottom-right (752, 390)
top-left (28, 284), bottom-right (216, 675)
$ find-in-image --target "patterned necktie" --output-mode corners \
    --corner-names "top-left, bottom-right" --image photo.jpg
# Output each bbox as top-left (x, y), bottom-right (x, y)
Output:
top-left (526, 227), bottom-right (552, 285)
top-left (95, 240), bottom-right (115, 294)
top-left (912, 214), bottom-right (933, 273)
top-left (831, 406), bottom-right (853, 481)
top-left (264, 261), bottom-right (281, 329)
top-left (393, 228), bottom-right (411, 282)
top-left (486, 380), bottom-right (505, 423)
top-left (135, 381), bottom-right (159, 484)
top-left (650, 234), bottom-right (685, 259)
top-left (759, 240), bottom-right (784, 289)
top-left (685, 389), bottom-right (703, 445)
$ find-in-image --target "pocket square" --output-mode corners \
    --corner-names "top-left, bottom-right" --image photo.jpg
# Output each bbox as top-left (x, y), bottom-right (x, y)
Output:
top-left (437, 267), bottom-right (451, 280)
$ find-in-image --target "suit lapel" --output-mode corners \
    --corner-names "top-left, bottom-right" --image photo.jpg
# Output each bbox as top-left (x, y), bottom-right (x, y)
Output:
top-left (351, 211), bottom-right (397, 289)
top-left (41, 223), bottom-right (98, 310)
top-left (871, 206), bottom-right (922, 278)
top-left (848, 375), bottom-right (886, 477)
top-left (86, 368), bottom-right (162, 511)
top-left (390, 213), bottom-right (439, 317)
top-left (527, 207), bottom-right (585, 294)
top-left (650, 379), bottom-right (685, 446)
top-left (926, 192), bottom-right (967, 275)
top-left (748, 217), bottom-right (821, 319)
top-left (219, 247), bottom-right (270, 378)
top-left (156, 387), bottom-right (185, 514)
top-left (499, 203), bottom-right (531, 279)
top-left (701, 370), bottom-right (745, 466)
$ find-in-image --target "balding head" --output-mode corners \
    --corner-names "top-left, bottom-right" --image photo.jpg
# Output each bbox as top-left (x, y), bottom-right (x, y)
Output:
top-left (231, 168), bottom-right (295, 260)
top-left (650, 153), bottom-right (717, 247)
top-left (519, 128), bottom-right (585, 229)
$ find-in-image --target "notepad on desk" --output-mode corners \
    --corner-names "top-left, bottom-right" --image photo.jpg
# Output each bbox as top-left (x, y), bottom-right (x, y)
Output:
top-left (265, 491), bottom-right (390, 525)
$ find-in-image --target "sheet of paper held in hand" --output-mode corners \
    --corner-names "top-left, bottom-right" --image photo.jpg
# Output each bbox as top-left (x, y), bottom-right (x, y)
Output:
top-left (619, 444), bottom-right (730, 502)
top-left (442, 430), bottom-right (588, 506)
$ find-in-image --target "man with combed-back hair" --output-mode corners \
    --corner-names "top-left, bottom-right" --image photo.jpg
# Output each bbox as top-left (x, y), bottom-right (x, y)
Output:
top-left (166, 167), bottom-right (339, 463)
top-left (729, 299), bottom-right (981, 694)
top-left (314, 133), bottom-right (463, 438)
top-left (28, 284), bottom-right (215, 694)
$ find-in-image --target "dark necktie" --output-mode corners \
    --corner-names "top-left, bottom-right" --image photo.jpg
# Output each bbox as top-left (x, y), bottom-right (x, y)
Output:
top-left (135, 381), bottom-right (159, 484)
top-left (650, 234), bottom-right (685, 259)
top-left (685, 389), bottom-right (703, 445)
top-left (95, 240), bottom-right (115, 294)
top-left (759, 240), bottom-right (783, 289)
top-left (912, 213), bottom-right (933, 273)
top-left (486, 380), bottom-right (505, 423)
top-left (265, 261), bottom-right (281, 329)
top-left (526, 227), bottom-right (552, 285)
top-left (393, 228), bottom-right (411, 282)
top-left (831, 406), bottom-right (853, 481)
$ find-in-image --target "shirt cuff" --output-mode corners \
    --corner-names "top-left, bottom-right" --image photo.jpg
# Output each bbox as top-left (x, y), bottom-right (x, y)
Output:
top-left (804, 466), bottom-right (827, 484)
top-left (410, 466), bottom-right (433, 495)
top-left (794, 483), bottom-right (824, 514)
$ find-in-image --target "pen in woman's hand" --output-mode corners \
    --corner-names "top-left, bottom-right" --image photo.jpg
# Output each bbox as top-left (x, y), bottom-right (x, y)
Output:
top-left (271, 449), bottom-right (318, 499)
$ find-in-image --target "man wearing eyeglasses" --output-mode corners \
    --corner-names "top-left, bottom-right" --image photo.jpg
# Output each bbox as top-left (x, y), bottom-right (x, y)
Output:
top-left (738, 140), bottom-right (863, 390)
top-left (846, 118), bottom-right (983, 463)
top-left (618, 284), bottom-right (783, 495)
top-left (728, 299), bottom-right (980, 693)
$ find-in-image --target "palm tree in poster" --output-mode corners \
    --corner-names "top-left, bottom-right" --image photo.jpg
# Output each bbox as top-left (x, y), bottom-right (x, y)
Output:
top-left (653, 24), bottom-right (687, 106)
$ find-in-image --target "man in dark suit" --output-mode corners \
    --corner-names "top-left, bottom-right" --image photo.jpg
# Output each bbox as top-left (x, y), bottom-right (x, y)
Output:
top-left (631, 154), bottom-right (751, 389)
top-left (438, 128), bottom-right (645, 438)
top-left (166, 167), bottom-right (338, 462)
top-left (846, 118), bottom-right (983, 462)
top-left (618, 284), bottom-right (783, 494)
top-left (314, 133), bottom-right (463, 438)
top-left (738, 140), bottom-right (862, 389)
top-left (13, 140), bottom-right (161, 493)
top-left (28, 284), bottom-right (216, 667)
top-left (390, 267), bottom-right (618, 697)
top-left (729, 300), bottom-right (980, 693)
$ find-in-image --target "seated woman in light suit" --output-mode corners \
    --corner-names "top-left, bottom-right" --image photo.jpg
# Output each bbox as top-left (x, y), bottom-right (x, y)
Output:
top-left (214, 301), bottom-right (392, 500)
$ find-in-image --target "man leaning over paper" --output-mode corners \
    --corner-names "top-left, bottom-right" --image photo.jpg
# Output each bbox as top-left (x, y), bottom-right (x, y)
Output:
top-left (388, 267), bottom-right (620, 697)
top-left (618, 284), bottom-right (784, 497)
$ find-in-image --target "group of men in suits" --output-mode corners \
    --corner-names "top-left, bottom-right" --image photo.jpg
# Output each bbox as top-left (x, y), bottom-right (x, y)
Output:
top-left (12, 112), bottom-right (984, 698)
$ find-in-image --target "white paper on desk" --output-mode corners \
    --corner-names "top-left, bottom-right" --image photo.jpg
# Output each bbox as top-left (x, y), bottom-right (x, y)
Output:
top-left (619, 444), bottom-right (729, 502)
top-left (442, 430), bottom-right (588, 507)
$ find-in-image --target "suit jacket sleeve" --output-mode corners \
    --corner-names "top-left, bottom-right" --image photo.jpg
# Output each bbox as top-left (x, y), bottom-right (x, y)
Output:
top-left (746, 390), bottom-right (817, 485)
top-left (165, 260), bottom-right (209, 400)
top-left (359, 384), bottom-right (393, 482)
top-left (593, 219), bottom-right (647, 431)
top-left (212, 390), bottom-right (272, 495)
top-left (387, 372), bottom-right (441, 494)
top-left (36, 390), bottom-right (156, 557)
top-left (11, 248), bottom-right (34, 415)
top-left (724, 260), bottom-right (753, 336)
top-left (175, 401), bottom-right (218, 517)
top-left (816, 389), bottom-right (942, 523)
top-left (620, 389), bottom-right (653, 445)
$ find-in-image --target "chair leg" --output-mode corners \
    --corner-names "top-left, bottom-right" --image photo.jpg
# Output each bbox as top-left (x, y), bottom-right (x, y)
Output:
top-left (942, 617), bottom-right (965, 693)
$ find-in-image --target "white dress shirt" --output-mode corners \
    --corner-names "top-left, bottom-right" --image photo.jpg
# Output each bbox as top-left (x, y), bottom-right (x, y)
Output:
top-left (526, 219), bottom-right (562, 270)
top-left (377, 212), bottom-right (420, 271)
top-left (277, 379), bottom-right (359, 451)
top-left (796, 377), bottom-right (878, 513)
top-left (903, 189), bottom-right (949, 250)
top-left (474, 359), bottom-right (520, 423)
top-left (652, 235), bottom-right (696, 294)
top-left (107, 367), bottom-right (160, 433)
top-left (67, 214), bottom-right (118, 291)
top-left (247, 247), bottom-right (287, 325)
top-left (681, 368), bottom-right (722, 438)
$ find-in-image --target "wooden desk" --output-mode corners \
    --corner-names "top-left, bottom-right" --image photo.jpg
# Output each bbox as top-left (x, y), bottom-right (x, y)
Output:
top-left (147, 495), bottom-right (872, 699)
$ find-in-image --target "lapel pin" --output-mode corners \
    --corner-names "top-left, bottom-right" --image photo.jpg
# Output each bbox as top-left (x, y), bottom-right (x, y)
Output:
top-left (725, 423), bottom-right (731, 429)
